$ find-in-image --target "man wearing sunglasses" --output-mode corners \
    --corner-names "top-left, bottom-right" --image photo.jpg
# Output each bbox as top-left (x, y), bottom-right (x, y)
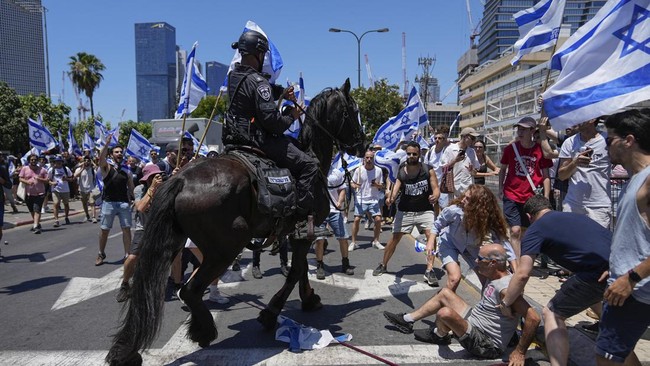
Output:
top-left (383, 243), bottom-right (540, 365)
top-left (440, 127), bottom-right (481, 200)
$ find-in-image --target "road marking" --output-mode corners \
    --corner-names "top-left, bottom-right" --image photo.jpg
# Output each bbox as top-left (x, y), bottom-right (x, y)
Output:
top-left (51, 268), bottom-right (123, 311)
top-left (37, 247), bottom-right (86, 265)
top-left (108, 232), bottom-right (122, 239)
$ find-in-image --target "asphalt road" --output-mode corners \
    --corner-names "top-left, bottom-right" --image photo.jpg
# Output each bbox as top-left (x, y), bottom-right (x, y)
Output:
top-left (0, 215), bottom-right (549, 366)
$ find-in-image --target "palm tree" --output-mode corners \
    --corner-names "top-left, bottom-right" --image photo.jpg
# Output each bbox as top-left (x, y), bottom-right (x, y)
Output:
top-left (68, 52), bottom-right (106, 118)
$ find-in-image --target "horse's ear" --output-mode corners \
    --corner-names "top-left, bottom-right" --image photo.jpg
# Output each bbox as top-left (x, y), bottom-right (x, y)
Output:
top-left (342, 78), bottom-right (351, 95)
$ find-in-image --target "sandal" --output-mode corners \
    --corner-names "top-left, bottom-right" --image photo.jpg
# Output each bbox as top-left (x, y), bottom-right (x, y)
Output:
top-left (550, 269), bottom-right (572, 278)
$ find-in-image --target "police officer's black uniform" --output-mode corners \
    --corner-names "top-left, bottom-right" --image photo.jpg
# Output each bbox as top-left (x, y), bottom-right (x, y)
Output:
top-left (224, 31), bottom-right (318, 217)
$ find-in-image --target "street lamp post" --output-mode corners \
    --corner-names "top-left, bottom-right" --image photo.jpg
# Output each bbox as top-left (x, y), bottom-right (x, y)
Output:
top-left (329, 27), bottom-right (389, 88)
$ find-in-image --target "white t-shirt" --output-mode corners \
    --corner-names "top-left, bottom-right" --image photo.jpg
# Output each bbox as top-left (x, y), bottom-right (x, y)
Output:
top-left (352, 165), bottom-right (384, 204)
top-left (327, 170), bottom-right (346, 213)
top-left (559, 133), bottom-right (611, 207)
top-left (75, 166), bottom-right (96, 193)
top-left (441, 142), bottom-right (480, 195)
top-left (424, 144), bottom-right (448, 182)
top-left (49, 166), bottom-right (72, 193)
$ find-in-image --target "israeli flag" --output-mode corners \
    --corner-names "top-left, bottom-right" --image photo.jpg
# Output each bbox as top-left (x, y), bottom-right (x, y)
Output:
top-left (28, 115), bottom-right (57, 152)
top-left (374, 148), bottom-right (407, 183)
top-left (284, 73), bottom-right (310, 140)
top-left (57, 130), bottom-right (65, 152)
top-left (511, 0), bottom-right (566, 65)
top-left (543, 0), bottom-right (650, 131)
top-left (416, 134), bottom-right (430, 150)
top-left (329, 152), bottom-right (361, 174)
top-left (21, 147), bottom-right (41, 165)
top-left (83, 131), bottom-right (95, 153)
top-left (175, 42), bottom-right (208, 119)
top-left (125, 129), bottom-right (154, 163)
top-left (8, 160), bottom-right (15, 176)
top-left (183, 131), bottom-right (209, 157)
top-left (221, 20), bottom-right (284, 91)
top-left (373, 87), bottom-right (428, 150)
top-left (67, 124), bottom-right (82, 156)
top-left (95, 120), bottom-right (118, 148)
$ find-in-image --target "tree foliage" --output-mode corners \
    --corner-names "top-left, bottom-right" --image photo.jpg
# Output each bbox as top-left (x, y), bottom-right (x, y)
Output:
top-left (191, 95), bottom-right (229, 121)
top-left (68, 52), bottom-right (105, 117)
top-left (350, 79), bottom-right (404, 139)
top-left (0, 82), bottom-right (27, 154)
top-left (117, 120), bottom-right (152, 147)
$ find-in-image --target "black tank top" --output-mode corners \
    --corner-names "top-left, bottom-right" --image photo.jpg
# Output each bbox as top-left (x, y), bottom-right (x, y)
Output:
top-left (103, 166), bottom-right (130, 202)
top-left (397, 163), bottom-right (432, 212)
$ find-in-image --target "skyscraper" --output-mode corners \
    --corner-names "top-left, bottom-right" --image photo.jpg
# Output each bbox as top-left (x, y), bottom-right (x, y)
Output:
top-left (135, 22), bottom-right (176, 123)
top-left (0, 0), bottom-right (46, 96)
top-left (477, 0), bottom-right (606, 65)
top-left (205, 61), bottom-right (228, 96)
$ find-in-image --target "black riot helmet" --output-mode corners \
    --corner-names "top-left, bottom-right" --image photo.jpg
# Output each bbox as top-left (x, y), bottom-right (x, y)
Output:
top-left (231, 30), bottom-right (269, 56)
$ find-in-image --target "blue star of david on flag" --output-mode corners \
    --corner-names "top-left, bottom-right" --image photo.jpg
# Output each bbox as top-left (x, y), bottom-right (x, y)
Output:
top-left (613, 4), bottom-right (650, 57)
top-left (33, 130), bottom-right (42, 139)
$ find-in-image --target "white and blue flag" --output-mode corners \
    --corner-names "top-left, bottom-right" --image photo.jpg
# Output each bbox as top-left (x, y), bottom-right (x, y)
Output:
top-left (543, 0), bottom-right (650, 131)
top-left (284, 73), bottom-right (310, 140)
top-left (95, 120), bottom-right (119, 148)
top-left (21, 147), bottom-right (41, 165)
top-left (374, 148), bottom-right (407, 183)
top-left (8, 160), bottom-right (15, 176)
top-left (416, 134), bottom-right (430, 149)
top-left (511, 0), bottom-right (566, 65)
top-left (373, 87), bottom-right (428, 150)
top-left (67, 124), bottom-right (82, 156)
top-left (83, 131), bottom-right (95, 153)
top-left (57, 130), bottom-right (66, 153)
top-left (175, 42), bottom-right (208, 119)
top-left (221, 20), bottom-right (284, 91)
top-left (329, 152), bottom-right (361, 174)
top-left (183, 131), bottom-right (209, 157)
top-left (126, 129), bottom-right (154, 163)
top-left (28, 114), bottom-right (57, 152)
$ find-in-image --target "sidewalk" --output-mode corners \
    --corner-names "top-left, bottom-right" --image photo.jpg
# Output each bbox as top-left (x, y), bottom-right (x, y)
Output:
top-left (3, 199), bottom-right (89, 231)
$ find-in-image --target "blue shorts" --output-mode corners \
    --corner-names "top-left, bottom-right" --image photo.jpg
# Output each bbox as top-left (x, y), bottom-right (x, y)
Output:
top-left (502, 197), bottom-right (530, 228)
top-left (596, 296), bottom-right (650, 363)
top-left (318, 211), bottom-right (348, 239)
top-left (354, 201), bottom-right (381, 217)
top-left (100, 201), bottom-right (132, 230)
top-left (439, 239), bottom-right (478, 269)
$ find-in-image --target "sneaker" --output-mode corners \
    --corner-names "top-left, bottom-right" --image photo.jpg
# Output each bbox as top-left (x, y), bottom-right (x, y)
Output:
top-left (92, 218), bottom-right (98, 224)
top-left (414, 327), bottom-right (452, 345)
top-left (30, 226), bottom-right (35, 232)
top-left (364, 221), bottom-right (371, 230)
top-left (208, 289), bottom-right (230, 304)
top-left (373, 263), bottom-right (387, 276)
top-left (252, 266), bottom-right (263, 279)
top-left (372, 240), bottom-right (385, 250)
top-left (95, 252), bottom-right (106, 266)
top-left (424, 271), bottom-right (439, 287)
top-left (342, 258), bottom-right (354, 275)
top-left (34, 228), bottom-right (41, 234)
top-left (348, 242), bottom-right (358, 252)
top-left (383, 311), bottom-right (414, 334)
top-left (116, 282), bottom-right (130, 303)
top-left (12, 207), bottom-right (18, 214)
top-left (86, 215), bottom-right (91, 222)
top-left (316, 263), bottom-right (326, 280)
top-left (65, 217), bottom-right (71, 225)
top-left (582, 321), bottom-right (600, 335)
top-left (53, 221), bottom-right (60, 228)
top-left (280, 264), bottom-right (290, 277)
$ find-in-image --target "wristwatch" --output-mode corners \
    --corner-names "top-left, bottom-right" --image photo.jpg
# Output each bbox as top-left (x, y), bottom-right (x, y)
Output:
top-left (628, 269), bottom-right (642, 283)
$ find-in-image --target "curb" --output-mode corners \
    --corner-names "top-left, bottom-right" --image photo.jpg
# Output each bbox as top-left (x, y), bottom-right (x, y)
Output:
top-left (9, 209), bottom-right (85, 228)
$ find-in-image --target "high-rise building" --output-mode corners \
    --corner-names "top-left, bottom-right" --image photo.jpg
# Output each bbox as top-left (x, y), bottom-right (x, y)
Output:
top-left (477, 0), bottom-right (606, 65)
top-left (135, 22), bottom-right (176, 123)
top-left (175, 46), bottom-right (186, 101)
top-left (0, 0), bottom-right (46, 96)
top-left (205, 61), bottom-right (228, 96)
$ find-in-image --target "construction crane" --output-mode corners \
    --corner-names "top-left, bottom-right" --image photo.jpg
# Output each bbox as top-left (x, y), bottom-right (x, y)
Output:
top-left (364, 54), bottom-right (375, 87)
top-left (402, 32), bottom-right (409, 99)
top-left (69, 74), bottom-right (89, 122)
top-left (466, 0), bottom-right (483, 47)
top-left (59, 71), bottom-right (64, 104)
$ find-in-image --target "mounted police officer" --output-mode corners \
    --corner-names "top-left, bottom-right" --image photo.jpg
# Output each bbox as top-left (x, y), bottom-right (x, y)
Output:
top-left (224, 30), bottom-right (321, 234)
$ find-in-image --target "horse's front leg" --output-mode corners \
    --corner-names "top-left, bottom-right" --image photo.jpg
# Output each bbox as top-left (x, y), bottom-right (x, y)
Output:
top-left (297, 239), bottom-right (322, 311)
top-left (257, 237), bottom-right (309, 329)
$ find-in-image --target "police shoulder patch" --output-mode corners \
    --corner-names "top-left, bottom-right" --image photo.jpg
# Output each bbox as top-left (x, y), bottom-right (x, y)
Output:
top-left (257, 84), bottom-right (272, 101)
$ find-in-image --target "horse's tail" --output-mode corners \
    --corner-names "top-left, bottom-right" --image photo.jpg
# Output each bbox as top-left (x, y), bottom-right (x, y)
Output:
top-left (106, 177), bottom-right (186, 365)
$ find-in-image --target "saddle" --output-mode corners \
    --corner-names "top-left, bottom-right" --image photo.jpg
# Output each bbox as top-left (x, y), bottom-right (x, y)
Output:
top-left (223, 145), bottom-right (297, 220)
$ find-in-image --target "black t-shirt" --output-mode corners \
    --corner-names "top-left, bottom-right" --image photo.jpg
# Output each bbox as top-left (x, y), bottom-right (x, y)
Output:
top-left (396, 162), bottom-right (432, 212)
top-left (521, 211), bottom-right (611, 275)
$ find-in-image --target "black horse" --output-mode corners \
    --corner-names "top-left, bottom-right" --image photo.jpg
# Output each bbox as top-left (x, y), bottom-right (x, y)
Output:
top-left (106, 78), bottom-right (365, 365)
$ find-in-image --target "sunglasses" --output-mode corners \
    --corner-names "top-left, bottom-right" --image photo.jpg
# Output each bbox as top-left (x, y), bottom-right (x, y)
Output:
top-left (605, 135), bottom-right (622, 147)
top-left (434, 137), bottom-right (445, 140)
top-left (476, 254), bottom-right (492, 262)
top-left (406, 153), bottom-right (419, 156)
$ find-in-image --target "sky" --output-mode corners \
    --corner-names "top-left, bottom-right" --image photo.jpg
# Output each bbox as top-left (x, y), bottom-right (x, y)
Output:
top-left (42, 0), bottom-right (485, 124)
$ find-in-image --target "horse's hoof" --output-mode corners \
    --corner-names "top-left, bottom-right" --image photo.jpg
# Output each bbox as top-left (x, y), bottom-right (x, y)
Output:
top-left (301, 293), bottom-right (322, 312)
top-left (107, 351), bottom-right (142, 366)
top-left (257, 308), bottom-right (278, 330)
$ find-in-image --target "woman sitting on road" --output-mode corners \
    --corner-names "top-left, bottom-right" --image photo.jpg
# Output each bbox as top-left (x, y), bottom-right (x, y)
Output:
top-left (425, 184), bottom-right (517, 291)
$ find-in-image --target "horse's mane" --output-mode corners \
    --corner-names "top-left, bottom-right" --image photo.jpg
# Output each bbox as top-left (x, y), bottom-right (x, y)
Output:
top-left (299, 87), bottom-right (336, 149)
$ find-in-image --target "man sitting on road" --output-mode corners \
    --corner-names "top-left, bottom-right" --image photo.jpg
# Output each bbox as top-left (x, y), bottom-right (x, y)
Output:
top-left (383, 244), bottom-right (540, 365)
top-left (498, 195), bottom-right (611, 366)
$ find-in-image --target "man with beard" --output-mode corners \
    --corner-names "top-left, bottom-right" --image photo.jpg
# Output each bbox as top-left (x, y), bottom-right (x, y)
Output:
top-left (373, 141), bottom-right (440, 286)
top-left (95, 134), bottom-right (134, 266)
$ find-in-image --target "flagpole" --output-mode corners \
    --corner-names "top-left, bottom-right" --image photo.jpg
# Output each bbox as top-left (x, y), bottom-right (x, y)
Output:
top-left (541, 4), bottom-right (567, 93)
top-left (193, 89), bottom-right (223, 160)
top-left (177, 48), bottom-right (196, 168)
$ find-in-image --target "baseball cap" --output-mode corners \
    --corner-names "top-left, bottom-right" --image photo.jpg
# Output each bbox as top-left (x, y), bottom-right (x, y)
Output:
top-left (516, 116), bottom-right (537, 129)
top-left (53, 155), bottom-right (64, 162)
top-left (165, 143), bottom-right (178, 152)
top-left (140, 164), bottom-right (163, 183)
top-left (460, 127), bottom-right (480, 137)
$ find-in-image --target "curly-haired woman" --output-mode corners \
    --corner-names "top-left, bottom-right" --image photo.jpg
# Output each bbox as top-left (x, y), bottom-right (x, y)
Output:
top-left (425, 184), bottom-right (517, 291)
